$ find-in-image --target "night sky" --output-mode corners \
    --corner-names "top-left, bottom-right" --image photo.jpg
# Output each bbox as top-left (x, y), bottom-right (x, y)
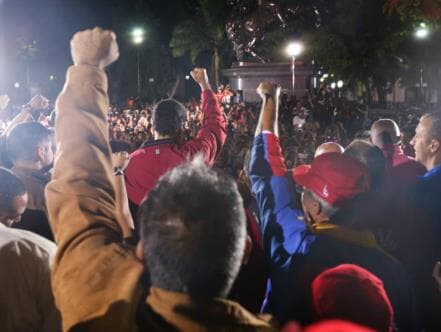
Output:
top-left (0, 0), bottom-right (197, 99)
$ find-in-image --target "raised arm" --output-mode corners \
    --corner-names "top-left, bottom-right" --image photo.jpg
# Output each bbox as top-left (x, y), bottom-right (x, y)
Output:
top-left (181, 68), bottom-right (226, 165)
top-left (249, 83), bottom-right (310, 268)
top-left (112, 151), bottom-right (135, 239)
top-left (45, 28), bottom-right (142, 331)
top-left (254, 82), bottom-right (280, 137)
top-left (2, 95), bottom-right (49, 136)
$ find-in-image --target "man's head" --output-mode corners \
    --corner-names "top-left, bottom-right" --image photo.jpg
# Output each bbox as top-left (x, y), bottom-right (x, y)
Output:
top-left (411, 113), bottom-right (441, 171)
top-left (314, 142), bottom-right (344, 158)
top-left (6, 122), bottom-right (54, 169)
top-left (0, 168), bottom-right (28, 227)
top-left (311, 264), bottom-right (394, 332)
top-left (400, 125), bottom-right (417, 157)
top-left (370, 119), bottom-right (400, 148)
top-left (152, 99), bottom-right (185, 138)
top-left (293, 153), bottom-right (370, 225)
top-left (344, 140), bottom-right (386, 191)
top-left (139, 157), bottom-right (247, 300)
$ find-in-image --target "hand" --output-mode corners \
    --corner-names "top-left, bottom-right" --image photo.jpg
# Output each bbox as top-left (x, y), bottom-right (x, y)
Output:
top-left (112, 151), bottom-right (130, 171)
top-left (71, 27), bottom-right (119, 69)
top-left (26, 95), bottom-right (49, 110)
top-left (190, 68), bottom-right (211, 90)
top-left (433, 261), bottom-right (441, 293)
top-left (256, 82), bottom-right (280, 101)
top-left (0, 95), bottom-right (10, 111)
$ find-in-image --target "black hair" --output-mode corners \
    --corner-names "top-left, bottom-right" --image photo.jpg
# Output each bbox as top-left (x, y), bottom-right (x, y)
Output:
top-left (6, 122), bottom-right (53, 162)
top-left (152, 99), bottom-right (185, 137)
top-left (139, 156), bottom-right (246, 300)
top-left (109, 140), bottom-right (132, 153)
top-left (344, 139), bottom-right (386, 191)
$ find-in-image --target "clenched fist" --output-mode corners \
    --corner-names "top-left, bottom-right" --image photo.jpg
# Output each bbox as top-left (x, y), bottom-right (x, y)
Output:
top-left (71, 27), bottom-right (119, 69)
top-left (27, 94), bottom-right (49, 110)
top-left (256, 82), bottom-right (280, 101)
top-left (112, 151), bottom-right (130, 171)
top-left (190, 68), bottom-right (211, 91)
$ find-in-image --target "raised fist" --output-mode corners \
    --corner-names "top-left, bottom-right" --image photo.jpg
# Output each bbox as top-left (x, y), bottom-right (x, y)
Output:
top-left (190, 68), bottom-right (210, 90)
top-left (112, 151), bottom-right (130, 171)
top-left (256, 82), bottom-right (280, 100)
top-left (27, 95), bottom-right (49, 110)
top-left (71, 27), bottom-right (119, 69)
top-left (0, 94), bottom-right (10, 111)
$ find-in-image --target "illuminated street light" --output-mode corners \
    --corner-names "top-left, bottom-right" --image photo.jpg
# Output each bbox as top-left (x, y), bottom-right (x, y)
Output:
top-left (131, 27), bottom-right (145, 99)
top-left (337, 80), bottom-right (344, 88)
top-left (415, 22), bottom-right (429, 39)
top-left (185, 75), bottom-right (190, 80)
top-left (414, 23), bottom-right (429, 102)
top-left (330, 82), bottom-right (336, 89)
top-left (49, 75), bottom-right (55, 81)
top-left (285, 42), bottom-right (303, 96)
top-left (14, 82), bottom-right (20, 89)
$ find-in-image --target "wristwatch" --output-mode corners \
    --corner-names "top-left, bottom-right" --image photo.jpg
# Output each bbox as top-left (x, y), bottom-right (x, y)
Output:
top-left (114, 167), bottom-right (124, 176)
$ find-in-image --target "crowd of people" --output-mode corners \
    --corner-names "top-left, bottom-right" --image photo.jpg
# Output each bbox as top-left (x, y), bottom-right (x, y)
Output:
top-left (0, 27), bottom-right (441, 332)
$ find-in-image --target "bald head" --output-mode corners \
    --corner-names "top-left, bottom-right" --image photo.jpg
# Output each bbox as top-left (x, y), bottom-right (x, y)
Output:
top-left (314, 142), bottom-right (344, 158)
top-left (370, 119), bottom-right (400, 148)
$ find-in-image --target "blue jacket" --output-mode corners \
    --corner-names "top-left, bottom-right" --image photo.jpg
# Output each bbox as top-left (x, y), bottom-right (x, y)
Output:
top-left (413, 164), bottom-right (441, 231)
top-left (250, 132), bottom-right (416, 330)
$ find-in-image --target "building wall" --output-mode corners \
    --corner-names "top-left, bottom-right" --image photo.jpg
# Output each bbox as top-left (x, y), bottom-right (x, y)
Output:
top-left (222, 62), bottom-right (316, 103)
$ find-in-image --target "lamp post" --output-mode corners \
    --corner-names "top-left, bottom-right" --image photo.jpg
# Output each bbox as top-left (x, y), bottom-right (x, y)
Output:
top-left (415, 23), bottom-right (429, 103)
top-left (286, 42), bottom-right (303, 96)
top-left (131, 28), bottom-right (145, 99)
top-left (337, 80), bottom-right (344, 98)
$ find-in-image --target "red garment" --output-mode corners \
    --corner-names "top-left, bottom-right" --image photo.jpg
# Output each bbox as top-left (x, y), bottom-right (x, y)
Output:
top-left (282, 320), bottom-right (374, 332)
top-left (381, 144), bottom-right (425, 189)
top-left (124, 90), bottom-right (226, 205)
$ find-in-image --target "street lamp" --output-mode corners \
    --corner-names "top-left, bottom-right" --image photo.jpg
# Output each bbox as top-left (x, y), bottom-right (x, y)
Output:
top-left (131, 27), bottom-right (145, 99)
top-left (415, 23), bottom-right (429, 103)
top-left (415, 22), bottom-right (429, 39)
top-left (286, 42), bottom-right (303, 96)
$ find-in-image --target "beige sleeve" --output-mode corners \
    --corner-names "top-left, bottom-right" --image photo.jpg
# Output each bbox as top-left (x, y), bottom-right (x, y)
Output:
top-left (46, 65), bottom-right (143, 332)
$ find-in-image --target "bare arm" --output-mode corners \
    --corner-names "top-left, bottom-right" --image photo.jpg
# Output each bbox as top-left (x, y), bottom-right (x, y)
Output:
top-left (254, 82), bottom-right (280, 137)
top-left (3, 95), bottom-right (50, 136)
top-left (112, 151), bottom-right (134, 238)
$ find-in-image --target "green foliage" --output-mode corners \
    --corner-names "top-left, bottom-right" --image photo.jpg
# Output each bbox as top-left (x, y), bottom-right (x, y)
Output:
top-left (169, 0), bottom-right (231, 85)
top-left (384, 0), bottom-right (441, 22)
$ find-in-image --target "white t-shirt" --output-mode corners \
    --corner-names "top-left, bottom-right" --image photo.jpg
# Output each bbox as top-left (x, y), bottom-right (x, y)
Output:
top-left (0, 224), bottom-right (60, 331)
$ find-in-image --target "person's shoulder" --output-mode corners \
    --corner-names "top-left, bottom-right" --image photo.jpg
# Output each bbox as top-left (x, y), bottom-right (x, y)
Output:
top-left (0, 226), bottom-right (55, 261)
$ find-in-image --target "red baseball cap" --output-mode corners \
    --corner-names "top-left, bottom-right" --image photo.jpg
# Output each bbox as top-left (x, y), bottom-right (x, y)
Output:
top-left (311, 264), bottom-right (394, 332)
top-left (282, 320), bottom-right (374, 332)
top-left (292, 152), bottom-right (370, 207)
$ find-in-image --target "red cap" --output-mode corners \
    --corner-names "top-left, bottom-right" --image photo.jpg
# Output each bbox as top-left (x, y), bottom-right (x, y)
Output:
top-left (282, 320), bottom-right (374, 332)
top-left (311, 264), bottom-right (394, 332)
top-left (292, 153), bottom-right (370, 207)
